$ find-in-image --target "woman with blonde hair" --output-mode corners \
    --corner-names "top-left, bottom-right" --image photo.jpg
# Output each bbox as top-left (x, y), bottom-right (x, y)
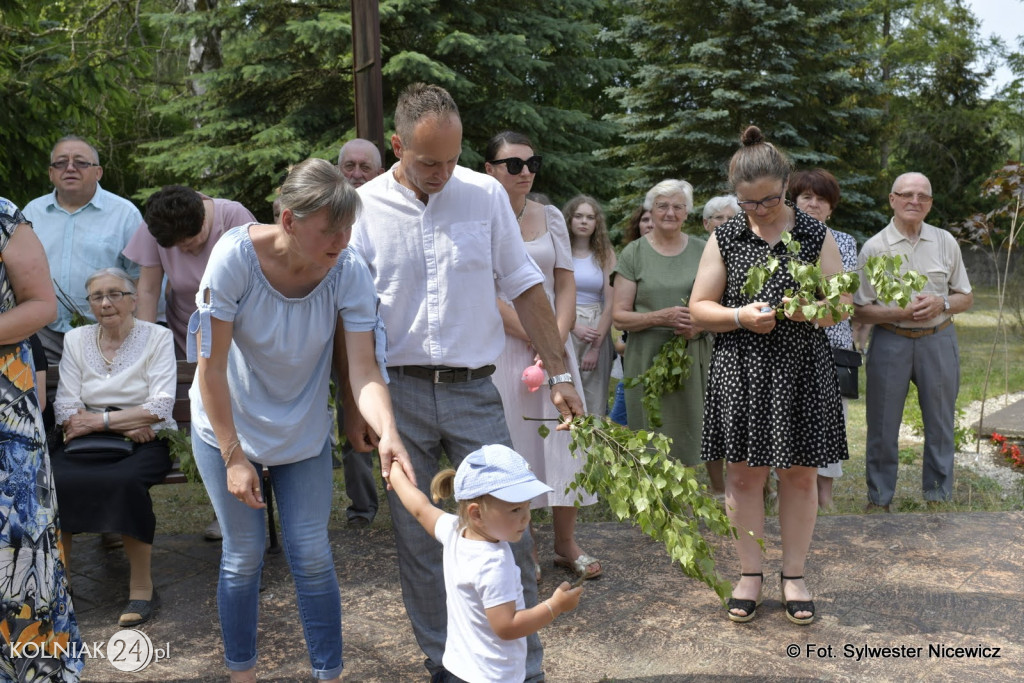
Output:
top-left (564, 195), bottom-right (616, 416)
top-left (189, 158), bottom-right (412, 682)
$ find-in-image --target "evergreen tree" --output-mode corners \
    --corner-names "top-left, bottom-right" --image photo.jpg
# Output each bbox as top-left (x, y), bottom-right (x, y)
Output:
top-left (0, 0), bottom-right (176, 205)
top-left (140, 0), bottom-right (624, 217)
top-left (880, 0), bottom-right (1007, 225)
top-left (606, 0), bottom-right (884, 235)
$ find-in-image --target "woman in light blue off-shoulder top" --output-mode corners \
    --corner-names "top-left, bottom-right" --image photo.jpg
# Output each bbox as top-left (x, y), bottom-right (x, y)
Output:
top-left (188, 159), bottom-right (413, 683)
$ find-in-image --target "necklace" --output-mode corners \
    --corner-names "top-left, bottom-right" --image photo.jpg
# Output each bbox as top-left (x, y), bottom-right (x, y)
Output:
top-left (515, 201), bottom-right (527, 224)
top-left (95, 319), bottom-right (134, 377)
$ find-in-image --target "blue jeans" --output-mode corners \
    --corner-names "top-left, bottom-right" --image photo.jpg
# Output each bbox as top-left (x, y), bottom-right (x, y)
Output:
top-left (608, 381), bottom-right (627, 425)
top-left (193, 435), bottom-right (343, 679)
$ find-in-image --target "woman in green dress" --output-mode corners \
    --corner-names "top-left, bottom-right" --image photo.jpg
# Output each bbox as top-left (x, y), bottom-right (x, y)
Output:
top-left (611, 180), bottom-right (723, 494)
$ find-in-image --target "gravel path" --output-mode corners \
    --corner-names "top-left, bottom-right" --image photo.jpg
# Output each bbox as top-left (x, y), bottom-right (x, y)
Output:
top-left (898, 391), bottom-right (1024, 498)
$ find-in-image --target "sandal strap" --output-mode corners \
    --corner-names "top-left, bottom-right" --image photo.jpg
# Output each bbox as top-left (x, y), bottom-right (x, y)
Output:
top-left (785, 600), bottom-right (815, 617)
top-left (727, 597), bottom-right (758, 613)
top-left (780, 574), bottom-right (804, 580)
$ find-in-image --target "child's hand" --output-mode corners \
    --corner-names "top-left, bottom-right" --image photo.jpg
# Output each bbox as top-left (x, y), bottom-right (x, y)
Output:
top-left (549, 582), bottom-right (583, 616)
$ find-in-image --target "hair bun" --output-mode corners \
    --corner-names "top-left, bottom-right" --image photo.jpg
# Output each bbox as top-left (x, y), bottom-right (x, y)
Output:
top-left (741, 125), bottom-right (765, 147)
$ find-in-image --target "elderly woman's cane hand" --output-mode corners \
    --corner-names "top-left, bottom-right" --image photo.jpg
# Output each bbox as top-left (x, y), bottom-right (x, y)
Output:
top-left (227, 456), bottom-right (266, 509)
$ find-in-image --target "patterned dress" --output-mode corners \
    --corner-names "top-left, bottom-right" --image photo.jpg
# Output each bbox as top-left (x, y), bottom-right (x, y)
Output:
top-left (0, 198), bottom-right (83, 681)
top-left (701, 205), bottom-right (847, 469)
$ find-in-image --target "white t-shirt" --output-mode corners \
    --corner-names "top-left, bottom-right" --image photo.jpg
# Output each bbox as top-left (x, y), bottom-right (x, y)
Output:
top-left (573, 253), bottom-right (605, 305)
top-left (434, 513), bottom-right (526, 682)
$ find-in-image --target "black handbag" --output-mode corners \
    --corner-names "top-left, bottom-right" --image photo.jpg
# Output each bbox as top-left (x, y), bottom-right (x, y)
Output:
top-left (832, 346), bottom-right (862, 400)
top-left (63, 432), bottom-right (134, 458)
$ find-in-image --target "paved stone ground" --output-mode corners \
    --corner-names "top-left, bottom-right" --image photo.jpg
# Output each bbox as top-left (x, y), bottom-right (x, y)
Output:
top-left (70, 511), bottom-right (1023, 682)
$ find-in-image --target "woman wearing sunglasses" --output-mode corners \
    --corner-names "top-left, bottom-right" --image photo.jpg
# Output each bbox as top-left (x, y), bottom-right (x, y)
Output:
top-left (484, 131), bottom-right (601, 583)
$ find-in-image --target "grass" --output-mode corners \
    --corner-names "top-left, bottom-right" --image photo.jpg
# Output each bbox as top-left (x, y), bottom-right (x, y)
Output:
top-left (151, 286), bottom-right (1024, 537)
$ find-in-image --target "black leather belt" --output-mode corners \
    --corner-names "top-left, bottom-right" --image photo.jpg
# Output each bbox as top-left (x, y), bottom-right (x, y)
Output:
top-left (389, 365), bottom-right (496, 383)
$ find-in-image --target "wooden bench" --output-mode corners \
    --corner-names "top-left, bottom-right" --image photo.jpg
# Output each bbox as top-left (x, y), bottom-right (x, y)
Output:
top-left (46, 360), bottom-right (280, 552)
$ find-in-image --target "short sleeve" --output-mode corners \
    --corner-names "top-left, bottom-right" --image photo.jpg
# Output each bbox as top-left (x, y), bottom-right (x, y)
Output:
top-left (122, 222), bottom-right (162, 268)
top-left (613, 239), bottom-right (641, 284)
top-left (195, 227), bottom-right (253, 322)
top-left (336, 250), bottom-right (379, 332)
top-left (943, 232), bottom-right (972, 295)
top-left (545, 205), bottom-right (573, 271)
top-left (187, 226), bottom-right (253, 361)
top-left (853, 234), bottom-right (881, 305)
top-left (475, 550), bottom-right (522, 610)
top-left (0, 197), bottom-right (26, 247)
top-left (434, 513), bottom-right (459, 545)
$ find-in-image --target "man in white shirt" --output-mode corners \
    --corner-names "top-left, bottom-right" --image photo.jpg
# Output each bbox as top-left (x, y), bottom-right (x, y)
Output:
top-left (349, 83), bottom-right (583, 683)
top-left (854, 172), bottom-right (973, 510)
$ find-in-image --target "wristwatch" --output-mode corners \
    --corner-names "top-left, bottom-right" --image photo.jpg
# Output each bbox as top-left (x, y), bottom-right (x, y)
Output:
top-left (548, 372), bottom-right (573, 388)
top-left (942, 295), bottom-right (950, 311)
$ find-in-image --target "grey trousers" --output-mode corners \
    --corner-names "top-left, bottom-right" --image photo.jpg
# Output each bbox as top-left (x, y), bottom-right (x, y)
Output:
top-left (386, 371), bottom-right (543, 681)
top-left (340, 440), bottom-right (378, 523)
top-left (865, 324), bottom-right (960, 505)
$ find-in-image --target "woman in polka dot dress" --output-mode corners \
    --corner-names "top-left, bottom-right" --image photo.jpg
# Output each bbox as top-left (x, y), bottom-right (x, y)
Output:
top-left (690, 126), bottom-right (849, 626)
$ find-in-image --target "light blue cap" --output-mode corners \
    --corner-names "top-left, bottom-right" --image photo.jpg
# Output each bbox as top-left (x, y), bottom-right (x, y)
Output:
top-left (454, 444), bottom-right (553, 502)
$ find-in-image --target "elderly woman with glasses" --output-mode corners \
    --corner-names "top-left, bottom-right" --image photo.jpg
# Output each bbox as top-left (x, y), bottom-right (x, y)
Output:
top-left (702, 195), bottom-right (741, 233)
top-left (484, 131), bottom-right (602, 583)
top-left (611, 180), bottom-right (722, 492)
top-left (52, 267), bottom-right (178, 628)
top-left (690, 126), bottom-right (849, 625)
top-left (790, 168), bottom-right (859, 510)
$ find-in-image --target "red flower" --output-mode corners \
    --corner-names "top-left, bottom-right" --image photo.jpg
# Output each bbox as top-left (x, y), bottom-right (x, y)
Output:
top-left (991, 432), bottom-right (1006, 444)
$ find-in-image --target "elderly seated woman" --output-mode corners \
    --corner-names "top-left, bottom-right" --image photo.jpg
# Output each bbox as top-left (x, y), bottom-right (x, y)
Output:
top-left (52, 267), bottom-right (177, 627)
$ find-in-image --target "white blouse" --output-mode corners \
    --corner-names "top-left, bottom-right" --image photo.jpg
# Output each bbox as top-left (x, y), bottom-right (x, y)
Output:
top-left (54, 320), bottom-right (177, 431)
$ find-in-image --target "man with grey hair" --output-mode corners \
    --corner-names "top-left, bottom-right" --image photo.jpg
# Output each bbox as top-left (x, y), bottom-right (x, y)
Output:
top-left (24, 135), bottom-right (141, 363)
top-left (348, 82), bottom-right (583, 683)
top-left (853, 172), bottom-right (973, 510)
top-left (336, 137), bottom-right (386, 528)
top-left (337, 138), bottom-right (384, 188)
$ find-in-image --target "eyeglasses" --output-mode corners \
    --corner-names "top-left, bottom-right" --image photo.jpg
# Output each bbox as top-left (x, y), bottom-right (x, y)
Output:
top-left (86, 291), bottom-right (134, 304)
top-left (892, 191), bottom-right (933, 203)
top-left (489, 155), bottom-right (542, 175)
top-left (49, 159), bottom-right (101, 171)
top-left (653, 202), bottom-right (687, 213)
top-left (737, 194), bottom-right (784, 211)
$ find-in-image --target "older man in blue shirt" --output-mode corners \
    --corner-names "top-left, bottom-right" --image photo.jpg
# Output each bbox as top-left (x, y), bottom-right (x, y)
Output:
top-left (23, 135), bottom-right (141, 364)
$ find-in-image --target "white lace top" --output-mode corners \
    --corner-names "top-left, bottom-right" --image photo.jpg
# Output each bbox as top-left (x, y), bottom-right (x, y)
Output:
top-left (54, 320), bottom-right (177, 431)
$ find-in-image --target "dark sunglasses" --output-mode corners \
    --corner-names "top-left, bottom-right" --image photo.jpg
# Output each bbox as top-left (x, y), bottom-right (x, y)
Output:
top-left (489, 155), bottom-right (543, 175)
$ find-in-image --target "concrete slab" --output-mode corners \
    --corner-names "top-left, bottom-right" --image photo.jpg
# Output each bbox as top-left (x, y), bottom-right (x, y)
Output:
top-left (70, 512), bottom-right (1024, 682)
top-left (972, 396), bottom-right (1024, 439)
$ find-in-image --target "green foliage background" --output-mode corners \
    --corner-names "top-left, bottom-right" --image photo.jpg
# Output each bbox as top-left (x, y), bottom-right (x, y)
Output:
top-left (1, 0), bottom-right (1020, 233)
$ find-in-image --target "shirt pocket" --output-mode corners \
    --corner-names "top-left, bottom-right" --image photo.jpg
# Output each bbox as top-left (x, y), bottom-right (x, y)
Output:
top-left (926, 268), bottom-right (949, 293)
top-left (449, 221), bottom-right (492, 271)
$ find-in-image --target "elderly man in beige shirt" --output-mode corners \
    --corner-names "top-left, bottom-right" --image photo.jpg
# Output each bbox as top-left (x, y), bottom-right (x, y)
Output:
top-left (853, 172), bottom-right (973, 510)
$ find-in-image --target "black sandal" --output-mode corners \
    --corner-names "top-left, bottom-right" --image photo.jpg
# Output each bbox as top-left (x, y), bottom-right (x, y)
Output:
top-left (119, 590), bottom-right (159, 627)
top-left (727, 572), bottom-right (763, 623)
top-left (780, 574), bottom-right (815, 625)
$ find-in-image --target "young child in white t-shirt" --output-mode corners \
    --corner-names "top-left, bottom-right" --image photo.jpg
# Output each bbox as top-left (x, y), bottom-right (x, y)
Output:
top-left (387, 444), bottom-right (583, 682)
